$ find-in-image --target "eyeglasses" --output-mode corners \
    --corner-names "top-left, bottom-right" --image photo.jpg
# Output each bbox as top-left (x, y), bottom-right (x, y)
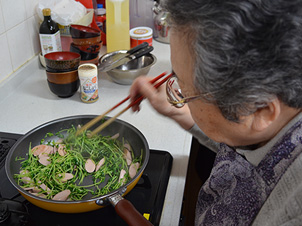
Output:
top-left (166, 75), bottom-right (208, 108)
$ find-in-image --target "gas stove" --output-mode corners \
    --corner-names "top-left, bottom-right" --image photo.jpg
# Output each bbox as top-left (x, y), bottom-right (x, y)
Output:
top-left (0, 132), bottom-right (172, 226)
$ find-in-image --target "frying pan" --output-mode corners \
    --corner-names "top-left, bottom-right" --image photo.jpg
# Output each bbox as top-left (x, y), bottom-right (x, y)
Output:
top-left (5, 115), bottom-right (152, 226)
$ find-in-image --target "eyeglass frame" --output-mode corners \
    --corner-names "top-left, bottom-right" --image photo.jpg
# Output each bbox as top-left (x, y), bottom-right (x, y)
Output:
top-left (166, 75), bottom-right (210, 108)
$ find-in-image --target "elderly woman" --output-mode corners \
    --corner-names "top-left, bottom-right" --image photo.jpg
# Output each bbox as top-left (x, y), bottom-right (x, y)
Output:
top-left (130, 0), bottom-right (302, 225)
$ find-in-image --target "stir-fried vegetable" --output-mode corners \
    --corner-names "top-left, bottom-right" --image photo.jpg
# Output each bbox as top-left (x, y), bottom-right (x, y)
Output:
top-left (14, 125), bottom-right (142, 201)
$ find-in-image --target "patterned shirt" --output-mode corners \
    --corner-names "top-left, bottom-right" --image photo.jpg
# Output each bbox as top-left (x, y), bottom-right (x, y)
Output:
top-left (190, 113), bottom-right (302, 225)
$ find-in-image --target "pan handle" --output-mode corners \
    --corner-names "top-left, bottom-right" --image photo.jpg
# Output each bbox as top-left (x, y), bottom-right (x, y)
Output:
top-left (108, 194), bottom-right (153, 226)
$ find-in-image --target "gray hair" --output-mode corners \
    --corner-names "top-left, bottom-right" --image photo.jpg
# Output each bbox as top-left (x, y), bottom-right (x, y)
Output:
top-left (163, 0), bottom-right (302, 122)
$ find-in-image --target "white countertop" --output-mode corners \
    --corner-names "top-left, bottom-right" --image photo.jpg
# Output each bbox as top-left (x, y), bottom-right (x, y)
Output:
top-left (0, 41), bottom-right (192, 226)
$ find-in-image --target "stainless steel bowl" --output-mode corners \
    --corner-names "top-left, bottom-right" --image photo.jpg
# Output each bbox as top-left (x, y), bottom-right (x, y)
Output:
top-left (99, 50), bottom-right (157, 85)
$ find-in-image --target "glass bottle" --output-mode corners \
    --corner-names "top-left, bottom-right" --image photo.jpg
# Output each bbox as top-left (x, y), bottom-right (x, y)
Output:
top-left (39, 8), bottom-right (62, 56)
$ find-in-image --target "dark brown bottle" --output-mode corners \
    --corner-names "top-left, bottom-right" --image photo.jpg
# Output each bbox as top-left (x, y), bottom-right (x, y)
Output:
top-left (39, 8), bottom-right (62, 56)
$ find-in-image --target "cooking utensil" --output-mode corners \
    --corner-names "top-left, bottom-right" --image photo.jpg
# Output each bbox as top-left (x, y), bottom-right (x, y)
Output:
top-left (98, 42), bottom-right (149, 71)
top-left (88, 72), bottom-right (173, 137)
top-left (108, 42), bottom-right (149, 64)
top-left (5, 115), bottom-right (152, 226)
top-left (100, 50), bottom-right (156, 85)
top-left (102, 42), bottom-right (148, 65)
top-left (100, 45), bottom-right (154, 72)
top-left (77, 72), bottom-right (168, 136)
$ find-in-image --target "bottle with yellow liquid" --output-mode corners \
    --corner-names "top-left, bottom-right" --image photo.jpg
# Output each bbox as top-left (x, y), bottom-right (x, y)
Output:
top-left (106, 0), bottom-right (130, 52)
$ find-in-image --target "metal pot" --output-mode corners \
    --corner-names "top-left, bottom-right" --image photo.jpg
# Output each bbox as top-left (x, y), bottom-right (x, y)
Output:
top-left (5, 115), bottom-right (152, 226)
top-left (153, 3), bottom-right (170, 44)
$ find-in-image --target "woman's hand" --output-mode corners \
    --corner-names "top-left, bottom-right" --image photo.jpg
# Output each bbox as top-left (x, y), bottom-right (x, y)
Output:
top-left (129, 76), bottom-right (195, 130)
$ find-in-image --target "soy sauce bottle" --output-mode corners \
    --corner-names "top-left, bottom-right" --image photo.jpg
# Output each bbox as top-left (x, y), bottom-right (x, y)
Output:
top-left (39, 8), bottom-right (62, 56)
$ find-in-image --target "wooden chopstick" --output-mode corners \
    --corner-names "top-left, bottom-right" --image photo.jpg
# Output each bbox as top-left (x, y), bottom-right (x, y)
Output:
top-left (88, 72), bottom-right (173, 137)
top-left (76, 72), bottom-right (169, 136)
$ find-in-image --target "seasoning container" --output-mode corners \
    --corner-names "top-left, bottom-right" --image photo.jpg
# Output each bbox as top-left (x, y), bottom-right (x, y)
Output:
top-left (130, 27), bottom-right (153, 48)
top-left (96, 4), bottom-right (106, 32)
top-left (39, 8), bottom-right (62, 56)
top-left (78, 63), bottom-right (99, 103)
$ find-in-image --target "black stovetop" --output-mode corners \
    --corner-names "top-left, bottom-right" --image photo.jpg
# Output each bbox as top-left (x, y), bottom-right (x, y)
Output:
top-left (0, 132), bottom-right (173, 226)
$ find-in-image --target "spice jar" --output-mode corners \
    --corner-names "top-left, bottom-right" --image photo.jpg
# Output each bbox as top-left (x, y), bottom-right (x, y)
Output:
top-left (130, 27), bottom-right (153, 48)
top-left (78, 63), bottom-right (99, 103)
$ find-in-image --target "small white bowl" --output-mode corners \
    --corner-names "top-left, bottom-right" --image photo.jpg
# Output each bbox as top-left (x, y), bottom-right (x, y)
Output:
top-left (39, 53), bottom-right (46, 68)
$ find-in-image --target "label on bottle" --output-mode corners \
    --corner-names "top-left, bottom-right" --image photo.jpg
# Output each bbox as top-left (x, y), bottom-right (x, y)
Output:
top-left (78, 64), bottom-right (99, 103)
top-left (39, 30), bottom-right (62, 56)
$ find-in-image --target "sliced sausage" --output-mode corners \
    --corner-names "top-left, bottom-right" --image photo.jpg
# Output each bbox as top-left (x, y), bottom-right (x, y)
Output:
top-left (39, 155), bottom-right (51, 166)
top-left (39, 183), bottom-right (51, 194)
top-left (52, 190), bottom-right (71, 201)
top-left (129, 162), bottom-right (140, 179)
top-left (59, 173), bottom-right (74, 182)
top-left (110, 133), bottom-right (119, 140)
top-left (123, 149), bottom-right (132, 166)
top-left (119, 169), bottom-right (127, 185)
top-left (23, 187), bottom-right (41, 193)
top-left (20, 170), bottom-right (32, 184)
top-left (32, 145), bottom-right (53, 156)
top-left (85, 159), bottom-right (96, 173)
top-left (31, 193), bottom-right (47, 198)
top-left (123, 143), bottom-right (131, 151)
top-left (58, 144), bottom-right (67, 156)
top-left (95, 158), bottom-right (105, 172)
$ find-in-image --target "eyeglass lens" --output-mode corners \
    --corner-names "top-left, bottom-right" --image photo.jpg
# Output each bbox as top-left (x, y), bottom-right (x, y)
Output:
top-left (166, 76), bottom-right (186, 107)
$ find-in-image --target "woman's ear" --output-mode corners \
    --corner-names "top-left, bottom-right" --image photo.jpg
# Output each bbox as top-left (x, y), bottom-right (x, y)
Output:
top-left (251, 99), bottom-right (281, 132)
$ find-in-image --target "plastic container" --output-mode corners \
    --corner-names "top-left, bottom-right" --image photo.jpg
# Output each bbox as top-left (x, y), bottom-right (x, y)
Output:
top-left (130, 27), bottom-right (153, 48)
top-left (96, 4), bottom-right (106, 15)
top-left (96, 4), bottom-right (106, 32)
top-left (57, 9), bottom-right (94, 36)
top-left (105, 0), bottom-right (130, 52)
top-left (78, 63), bottom-right (99, 103)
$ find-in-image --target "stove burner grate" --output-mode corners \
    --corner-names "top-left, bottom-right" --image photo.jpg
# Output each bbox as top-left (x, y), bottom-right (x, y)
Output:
top-left (0, 198), bottom-right (30, 226)
top-left (0, 132), bottom-right (21, 168)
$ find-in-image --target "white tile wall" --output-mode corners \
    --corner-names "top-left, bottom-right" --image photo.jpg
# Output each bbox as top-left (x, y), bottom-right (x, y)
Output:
top-left (0, 33), bottom-right (13, 77)
top-left (0, 2), bottom-right (5, 34)
top-left (0, 0), bottom-right (40, 82)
